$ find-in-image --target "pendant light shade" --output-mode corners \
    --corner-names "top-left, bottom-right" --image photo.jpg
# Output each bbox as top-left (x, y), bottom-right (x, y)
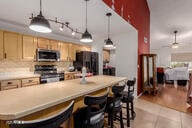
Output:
top-left (80, 0), bottom-right (93, 43)
top-left (104, 12), bottom-right (114, 48)
top-left (80, 29), bottom-right (92, 43)
top-left (29, 13), bottom-right (52, 33)
top-left (104, 38), bottom-right (113, 48)
top-left (171, 30), bottom-right (179, 49)
top-left (29, 0), bottom-right (52, 33)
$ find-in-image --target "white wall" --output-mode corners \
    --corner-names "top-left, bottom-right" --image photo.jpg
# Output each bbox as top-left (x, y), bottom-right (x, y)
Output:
top-left (92, 30), bottom-right (138, 94)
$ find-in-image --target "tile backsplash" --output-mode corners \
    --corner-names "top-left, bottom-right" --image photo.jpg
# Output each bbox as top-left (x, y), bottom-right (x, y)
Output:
top-left (0, 60), bottom-right (72, 73)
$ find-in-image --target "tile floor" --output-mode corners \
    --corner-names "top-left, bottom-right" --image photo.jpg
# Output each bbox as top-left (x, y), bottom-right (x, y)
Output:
top-left (108, 99), bottom-right (192, 128)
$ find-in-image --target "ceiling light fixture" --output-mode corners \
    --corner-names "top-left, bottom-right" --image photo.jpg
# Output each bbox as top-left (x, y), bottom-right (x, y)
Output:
top-left (104, 12), bottom-right (114, 48)
top-left (72, 29), bottom-right (76, 36)
top-left (29, 0), bottom-right (51, 33)
top-left (29, 0), bottom-right (82, 35)
top-left (80, 0), bottom-right (93, 43)
top-left (59, 23), bottom-right (64, 31)
top-left (171, 30), bottom-right (179, 49)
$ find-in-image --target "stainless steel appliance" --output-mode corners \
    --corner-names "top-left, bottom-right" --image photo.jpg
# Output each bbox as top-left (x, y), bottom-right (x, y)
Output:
top-left (34, 65), bottom-right (64, 84)
top-left (36, 49), bottom-right (60, 62)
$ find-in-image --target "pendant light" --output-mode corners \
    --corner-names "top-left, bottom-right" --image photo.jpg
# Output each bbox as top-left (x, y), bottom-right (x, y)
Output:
top-left (29, 0), bottom-right (52, 33)
top-left (104, 13), bottom-right (114, 48)
top-left (80, 0), bottom-right (93, 43)
top-left (171, 30), bottom-right (179, 49)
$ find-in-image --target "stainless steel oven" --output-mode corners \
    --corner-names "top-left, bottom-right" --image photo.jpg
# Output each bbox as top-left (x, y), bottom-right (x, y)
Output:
top-left (34, 65), bottom-right (64, 84)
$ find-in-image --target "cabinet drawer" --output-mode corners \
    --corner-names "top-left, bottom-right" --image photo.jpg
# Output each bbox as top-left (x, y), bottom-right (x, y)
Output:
top-left (1, 79), bottom-right (21, 90)
top-left (21, 77), bottom-right (40, 87)
top-left (65, 74), bottom-right (74, 80)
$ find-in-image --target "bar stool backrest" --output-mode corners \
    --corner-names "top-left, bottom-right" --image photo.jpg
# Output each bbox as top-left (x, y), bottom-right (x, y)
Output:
top-left (84, 88), bottom-right (109, 128)
top-left (127, 78), bottom-right (136, 96)
top-left (7, 101), bottom-right (74, 128)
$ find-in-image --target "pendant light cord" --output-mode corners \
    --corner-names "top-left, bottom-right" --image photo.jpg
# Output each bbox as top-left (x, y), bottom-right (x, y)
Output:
top-left (85, 0), bottom-right (88, 30)
top-left (40, 0), bottom-right (42, 15)
top-left (108, 15), bottom-right (110, 38)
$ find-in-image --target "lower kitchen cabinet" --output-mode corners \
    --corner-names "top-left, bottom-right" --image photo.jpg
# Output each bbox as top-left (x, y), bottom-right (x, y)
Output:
top-left (65, 72), bottom-right (80, 80)
top-left (0, 79), bottom-right (21, 91)
top-left (21, 77), bottom-right (40, 87)
top-left (0, 77), bottom-right (40, 91)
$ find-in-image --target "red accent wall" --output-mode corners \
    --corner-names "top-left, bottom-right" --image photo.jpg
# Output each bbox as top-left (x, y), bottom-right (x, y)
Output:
top-left (103, 0), bottom-right (150, 95)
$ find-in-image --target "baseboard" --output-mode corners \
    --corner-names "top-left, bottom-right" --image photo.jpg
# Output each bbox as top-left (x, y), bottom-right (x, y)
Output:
top-left (136, 92), bottom-right (143, 99)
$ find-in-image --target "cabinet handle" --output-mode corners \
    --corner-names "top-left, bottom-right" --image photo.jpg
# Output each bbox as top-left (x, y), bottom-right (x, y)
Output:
top-left (4, 53), bottom-right (6, 59)
top-left (7, 82), bottom-right (12, 84)
top-left (28, 80), bottom-right (33, 83)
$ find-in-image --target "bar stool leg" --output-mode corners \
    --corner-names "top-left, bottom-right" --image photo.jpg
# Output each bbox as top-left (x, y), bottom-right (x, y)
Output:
top-left (111, 113), bottom-right (114, 128)
top-left (120, 111), bottom-right (124, 128)
top-left (131, 101), bottom-right (134, 120)
top-left (127, 102), bottom-right (130, 127)
top-left (108, 113), bottom-right (111, 127)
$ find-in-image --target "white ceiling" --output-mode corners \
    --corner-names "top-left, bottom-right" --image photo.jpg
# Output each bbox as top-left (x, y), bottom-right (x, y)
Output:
top-left (0, 0), bottom-right (134, 44)
top-left (147, 0), bottom-right (192, 50)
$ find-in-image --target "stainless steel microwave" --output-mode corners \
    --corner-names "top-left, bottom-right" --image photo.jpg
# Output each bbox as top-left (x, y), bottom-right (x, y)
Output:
top-left (36, 49), bottom-right (60, 62)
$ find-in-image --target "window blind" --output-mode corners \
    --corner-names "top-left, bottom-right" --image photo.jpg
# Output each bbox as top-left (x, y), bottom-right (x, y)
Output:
top-left (171, 53), bottom-right (192, 62)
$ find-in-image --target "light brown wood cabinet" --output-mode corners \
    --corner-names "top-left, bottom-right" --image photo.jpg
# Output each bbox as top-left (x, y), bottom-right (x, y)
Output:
top-left (0, 77), bottom-right (40, 91)
top-left (21, 77), bottom-right (40, 87)
top-left (0, 30), bottom-right (3, 59)
top-left (0, 79), bottom-right (21, 91)
top-left (103, 50), bottom-right (110, 62)
top-left (37, 38), bottom-right (50, 49)
top-left (23, 35), bottom-right (37, 60)
top-left (4, 32), bottom-right (22, 59)
top-left (0, 30), bottom-right (92, 61)
top-left (49, 40), bottom-right (58, 50)
top-left (58, 42), bottom-right (69, 61)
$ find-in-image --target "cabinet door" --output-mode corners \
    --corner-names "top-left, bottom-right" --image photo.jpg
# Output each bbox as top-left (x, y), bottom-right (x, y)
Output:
top-left (23, 35), bottom-right (37, 60)
top-left (4, 32), bottom-right (19, 59)
top-left (58, 42), bottom-right (69, 61)
top-left (49, 40), bottom-right (58, 50)
top-left (68, 43), bottom-right (76, 61)
top-left (103, 50), bottom-right (110, 62)
top-left (37, 38), bottom-right (49, 49)
top-left (0, 30), bottom-right (3, 59)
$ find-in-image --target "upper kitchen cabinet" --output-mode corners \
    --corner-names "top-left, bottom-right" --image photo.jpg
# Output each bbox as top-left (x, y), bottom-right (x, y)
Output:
top-left (81, 45), bottom-right (91, 51)
top-left (4, 32), bottom-right (22, 59)
top-left (49, 40), bottom-right (58, 50)
top-left (103, 50), bottom-right (110, 62)
top-left (68, 43), bottom-right (76, 61)
top-left (0, 30), bottom-right (3, 59)
top-left (22, 35), bottom-right (37, 60)
top-left (58, 42), bottom-right (69, 61)
top-left (37, 38), bottom-right (50, 49)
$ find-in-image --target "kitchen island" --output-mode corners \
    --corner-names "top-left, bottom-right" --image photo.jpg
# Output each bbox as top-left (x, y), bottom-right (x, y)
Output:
top-left (0, 75), bottom-right (127, 128)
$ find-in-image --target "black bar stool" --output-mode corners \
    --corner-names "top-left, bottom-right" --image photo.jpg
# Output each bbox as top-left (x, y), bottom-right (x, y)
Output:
top-left (105, 85), bottom-right (125, 128)
top-left (74, 88), bottom-right (109, 128)
top-left (121, 78), bottom-right (136, 127)
top-left (7, 100), bottom-right (74, 128)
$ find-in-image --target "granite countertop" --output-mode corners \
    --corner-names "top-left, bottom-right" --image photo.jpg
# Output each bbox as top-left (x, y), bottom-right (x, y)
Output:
top-left (0, 72), bottom-right (40, 81)
top-left (0, 75), bottom-right (127, 120)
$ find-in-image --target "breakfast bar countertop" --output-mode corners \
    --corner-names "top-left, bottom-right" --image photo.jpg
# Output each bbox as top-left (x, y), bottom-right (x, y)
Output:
top-left (0, 75), bottom-right (127, 120)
